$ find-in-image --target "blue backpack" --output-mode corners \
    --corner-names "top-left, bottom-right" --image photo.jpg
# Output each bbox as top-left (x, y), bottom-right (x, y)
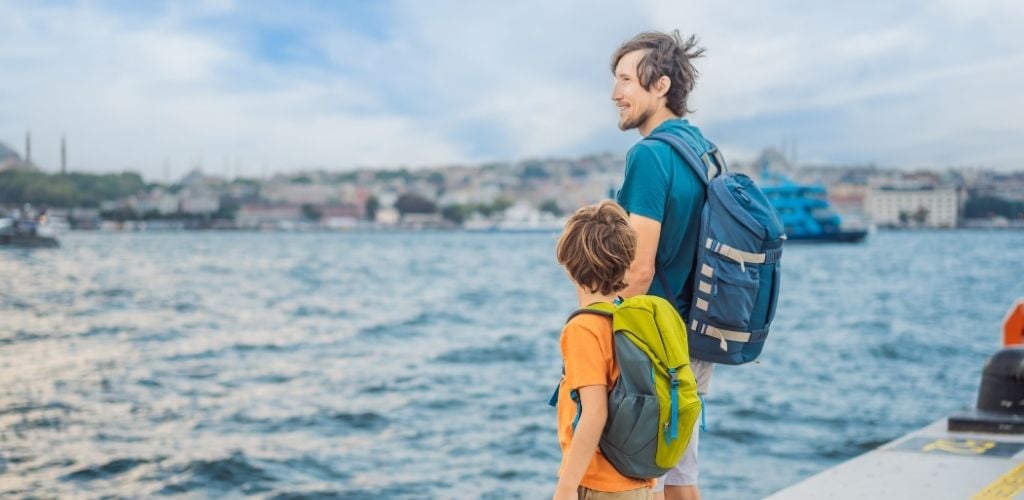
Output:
top-left (647, 132), bottom-right (785, 365)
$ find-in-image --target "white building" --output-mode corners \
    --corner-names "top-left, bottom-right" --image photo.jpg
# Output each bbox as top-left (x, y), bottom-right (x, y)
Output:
top-left (375, 207), bottom-right (400, 226)
top-left (179, 188), bottom-right (220, 214)
top-left (133, 188), bottom-right (180, 215)
top-left (866, 186), bottom-right (960, 228)
top-left (235, 203), bottom-right (303, 229)
top-left (262, 182), bottom-right (340, 205)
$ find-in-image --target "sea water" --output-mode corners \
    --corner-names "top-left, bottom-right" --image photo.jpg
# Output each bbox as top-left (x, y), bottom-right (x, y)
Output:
top-left (1, 230), bottom-right (1022, 498)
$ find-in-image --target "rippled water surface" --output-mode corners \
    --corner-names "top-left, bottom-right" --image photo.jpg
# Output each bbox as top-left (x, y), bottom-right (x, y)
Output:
top-left (2, 231), bottom-right (1023, 498)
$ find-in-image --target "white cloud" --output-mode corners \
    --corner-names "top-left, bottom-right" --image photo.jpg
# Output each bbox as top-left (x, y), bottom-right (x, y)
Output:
top-left (0, 0), bottom-right (1022, 178)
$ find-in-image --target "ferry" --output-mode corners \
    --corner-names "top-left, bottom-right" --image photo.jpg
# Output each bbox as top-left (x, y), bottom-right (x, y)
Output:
top-left (760, 170), bottom-right (868, 243)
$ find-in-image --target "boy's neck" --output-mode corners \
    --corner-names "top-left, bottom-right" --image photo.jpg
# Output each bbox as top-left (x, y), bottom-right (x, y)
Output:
top-left (576, 287), bottom-right (620, 308)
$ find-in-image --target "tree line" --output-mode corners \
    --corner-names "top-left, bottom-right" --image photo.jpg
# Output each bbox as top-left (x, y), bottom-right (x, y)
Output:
top-left (964, 195), bottom-right (1024, 220)
top-left (0, 170), bottom-right (145, 208)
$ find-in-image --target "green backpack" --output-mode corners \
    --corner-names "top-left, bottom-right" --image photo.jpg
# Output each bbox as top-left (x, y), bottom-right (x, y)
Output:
top-left (551, 296), bottom-right (702, 479)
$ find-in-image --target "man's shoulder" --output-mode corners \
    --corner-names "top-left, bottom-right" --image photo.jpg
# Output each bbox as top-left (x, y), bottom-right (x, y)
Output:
top-left (626, 138), bottom-right (673, 166)
top-left (624, 136), bottom-right (705, 191)
top-left (642, 121), bottom-right (714, 157)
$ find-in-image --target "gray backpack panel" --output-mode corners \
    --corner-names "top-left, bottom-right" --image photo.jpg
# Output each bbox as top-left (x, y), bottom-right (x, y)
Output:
top-left (599, 333), bottom-right (669, 479)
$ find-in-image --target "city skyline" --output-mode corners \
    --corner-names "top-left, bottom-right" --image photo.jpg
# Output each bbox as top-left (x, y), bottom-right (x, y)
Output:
top-left (2, 1), bottom-right (1023, 177)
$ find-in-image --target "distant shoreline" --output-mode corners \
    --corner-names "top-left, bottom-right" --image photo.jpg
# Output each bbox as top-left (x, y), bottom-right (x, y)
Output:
top-left (54, 226), bottom-right (1024, 234)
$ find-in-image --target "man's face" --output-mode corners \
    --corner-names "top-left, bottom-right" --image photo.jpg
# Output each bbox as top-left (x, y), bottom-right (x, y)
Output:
top-left (612, 50), bottom-right (658, 132)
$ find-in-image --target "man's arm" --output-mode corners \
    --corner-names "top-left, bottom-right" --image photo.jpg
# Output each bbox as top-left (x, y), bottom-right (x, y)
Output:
top-left (553, 384), bottom-right (608, 500)
top-left (620, 213), bottom-right (661, 298)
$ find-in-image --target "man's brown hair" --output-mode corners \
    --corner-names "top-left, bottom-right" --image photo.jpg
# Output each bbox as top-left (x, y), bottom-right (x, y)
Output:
top-left (611, 30), bottom-right (705, 117)
top-left (556, 201), bottom-right (637, 295)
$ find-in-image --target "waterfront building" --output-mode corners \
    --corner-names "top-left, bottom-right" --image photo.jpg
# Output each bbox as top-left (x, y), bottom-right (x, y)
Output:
top-left (132, 188), bottom-right (180, 215)
top-left (319, 203), bottom-right (362, 229)
top-left (865, 185), bottom-right (961, 228)
top-left (235, 203), bottom-right (303, 229)
top-left (262, 181), bottom-right (339, 205)
top-left (179, 188), bottom-right (221, 214)
top-left (375, 207), bottom-right (400, 226)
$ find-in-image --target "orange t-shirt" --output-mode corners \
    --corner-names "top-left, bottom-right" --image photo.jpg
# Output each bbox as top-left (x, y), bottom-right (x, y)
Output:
top-left (557, 312), bottom-right (654, 492)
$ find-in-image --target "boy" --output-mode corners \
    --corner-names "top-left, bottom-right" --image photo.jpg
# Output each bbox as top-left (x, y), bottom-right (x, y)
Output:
top-left (552, 200), bottom-right (654, 500)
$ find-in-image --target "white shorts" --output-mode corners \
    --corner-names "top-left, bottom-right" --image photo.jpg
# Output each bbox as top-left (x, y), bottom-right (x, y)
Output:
top-left (653, 359), bottom-right (713, 492)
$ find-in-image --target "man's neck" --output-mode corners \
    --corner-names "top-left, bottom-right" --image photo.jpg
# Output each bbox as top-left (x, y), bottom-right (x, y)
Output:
top-left (638, 108), bottom-right (680, 137)
top-left (577, 288), bottom-right (619, 308)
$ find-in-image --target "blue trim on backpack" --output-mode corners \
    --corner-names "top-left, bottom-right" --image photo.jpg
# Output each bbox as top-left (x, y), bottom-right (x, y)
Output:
top-left (667, 368), bottom-right (679, 443)
top-left (548, 384), bottom-right (559, 407)
top-left (699, 393), bottom-right (707, 433)
top-left (570, 389), bottom-right (582, 432)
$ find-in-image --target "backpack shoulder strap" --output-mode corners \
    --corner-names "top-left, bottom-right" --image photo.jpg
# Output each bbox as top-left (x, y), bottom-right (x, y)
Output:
top-left (646, 131), bottom-right (727, 185)
top-left (566, 302), bottom-right (615, 323)
top-left (556, 302), bottom-right (616, 421)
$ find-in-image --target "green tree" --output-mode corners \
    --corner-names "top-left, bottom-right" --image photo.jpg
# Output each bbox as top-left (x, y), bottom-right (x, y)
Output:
top-left (215, 196), bottom-right (241, 220)
top-left (912, 206), bottom-right (929, 226)
top-left (427, 172), bottom-right (445, 185)
top-left (301, 203), bottom-right (322, 221)
top-left (101, 207), bottom-right (140, 222)
top-left (521, 161), bottom-right (549, 179)
top-left (395, 193), bottom-right (436, 215)
top-left (375, 169), bottom-right (409, 181)
top-left (477, 197), bottom-right (513, 217)
top-left (364, 195), bottom-right (380, 221)
top-left (539, 199), bottom-right (562, 216)
top-left (964, 195), bottom-right (1024, 219)
top-left (0, 170), bottom-right (144, 208)
top-left (441, 204), bottom-right (471, 225)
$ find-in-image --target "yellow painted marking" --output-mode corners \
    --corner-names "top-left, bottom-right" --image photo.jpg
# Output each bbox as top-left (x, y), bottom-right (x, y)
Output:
top-left (923, 439), bottom-right (997, 455)
top-left (973, 462), bottom-right (1024, 500)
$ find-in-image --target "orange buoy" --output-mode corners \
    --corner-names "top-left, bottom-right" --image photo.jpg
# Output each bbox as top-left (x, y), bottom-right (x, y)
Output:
top-left (1004, 300), bottom-right (1024, 346)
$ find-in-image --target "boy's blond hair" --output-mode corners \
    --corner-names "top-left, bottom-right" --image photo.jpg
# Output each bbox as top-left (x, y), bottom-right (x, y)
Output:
top-left (556, 200), bottom-right (637, 295)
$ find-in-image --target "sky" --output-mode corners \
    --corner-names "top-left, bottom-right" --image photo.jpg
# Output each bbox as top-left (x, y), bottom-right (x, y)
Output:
top-left (1, 0), bottom-right (1022, 179)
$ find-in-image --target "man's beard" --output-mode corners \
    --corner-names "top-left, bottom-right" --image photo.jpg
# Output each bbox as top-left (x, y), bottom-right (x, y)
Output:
top-left (619, 106), bottom-right (652, 131)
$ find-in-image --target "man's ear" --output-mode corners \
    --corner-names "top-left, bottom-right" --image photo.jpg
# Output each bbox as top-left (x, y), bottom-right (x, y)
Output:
top-left (654, 75), bottom-right (672, 98)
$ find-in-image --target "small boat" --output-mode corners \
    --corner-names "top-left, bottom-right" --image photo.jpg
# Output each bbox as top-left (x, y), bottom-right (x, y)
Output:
top-left (0, 214), bottom-right (60, 248)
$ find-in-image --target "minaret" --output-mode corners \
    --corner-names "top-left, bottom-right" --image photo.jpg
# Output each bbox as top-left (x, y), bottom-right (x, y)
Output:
top-left (793, 135), bottom-right (799, 167)
top-left (61, 135), bottom-right (67, 174)
top-left (25, 131), bottom-right (32, 165)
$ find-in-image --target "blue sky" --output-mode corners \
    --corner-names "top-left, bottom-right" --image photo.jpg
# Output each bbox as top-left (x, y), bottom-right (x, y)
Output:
top-left (1, 0), bottom-right (1022, 179)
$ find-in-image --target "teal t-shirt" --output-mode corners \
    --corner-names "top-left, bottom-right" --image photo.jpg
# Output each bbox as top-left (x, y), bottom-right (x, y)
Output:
top-left (616, 118), bottom-right (710, 316)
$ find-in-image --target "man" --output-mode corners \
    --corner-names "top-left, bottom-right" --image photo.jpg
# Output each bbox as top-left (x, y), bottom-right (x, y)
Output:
top-left (611, 30), bottom-right (713, 500)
